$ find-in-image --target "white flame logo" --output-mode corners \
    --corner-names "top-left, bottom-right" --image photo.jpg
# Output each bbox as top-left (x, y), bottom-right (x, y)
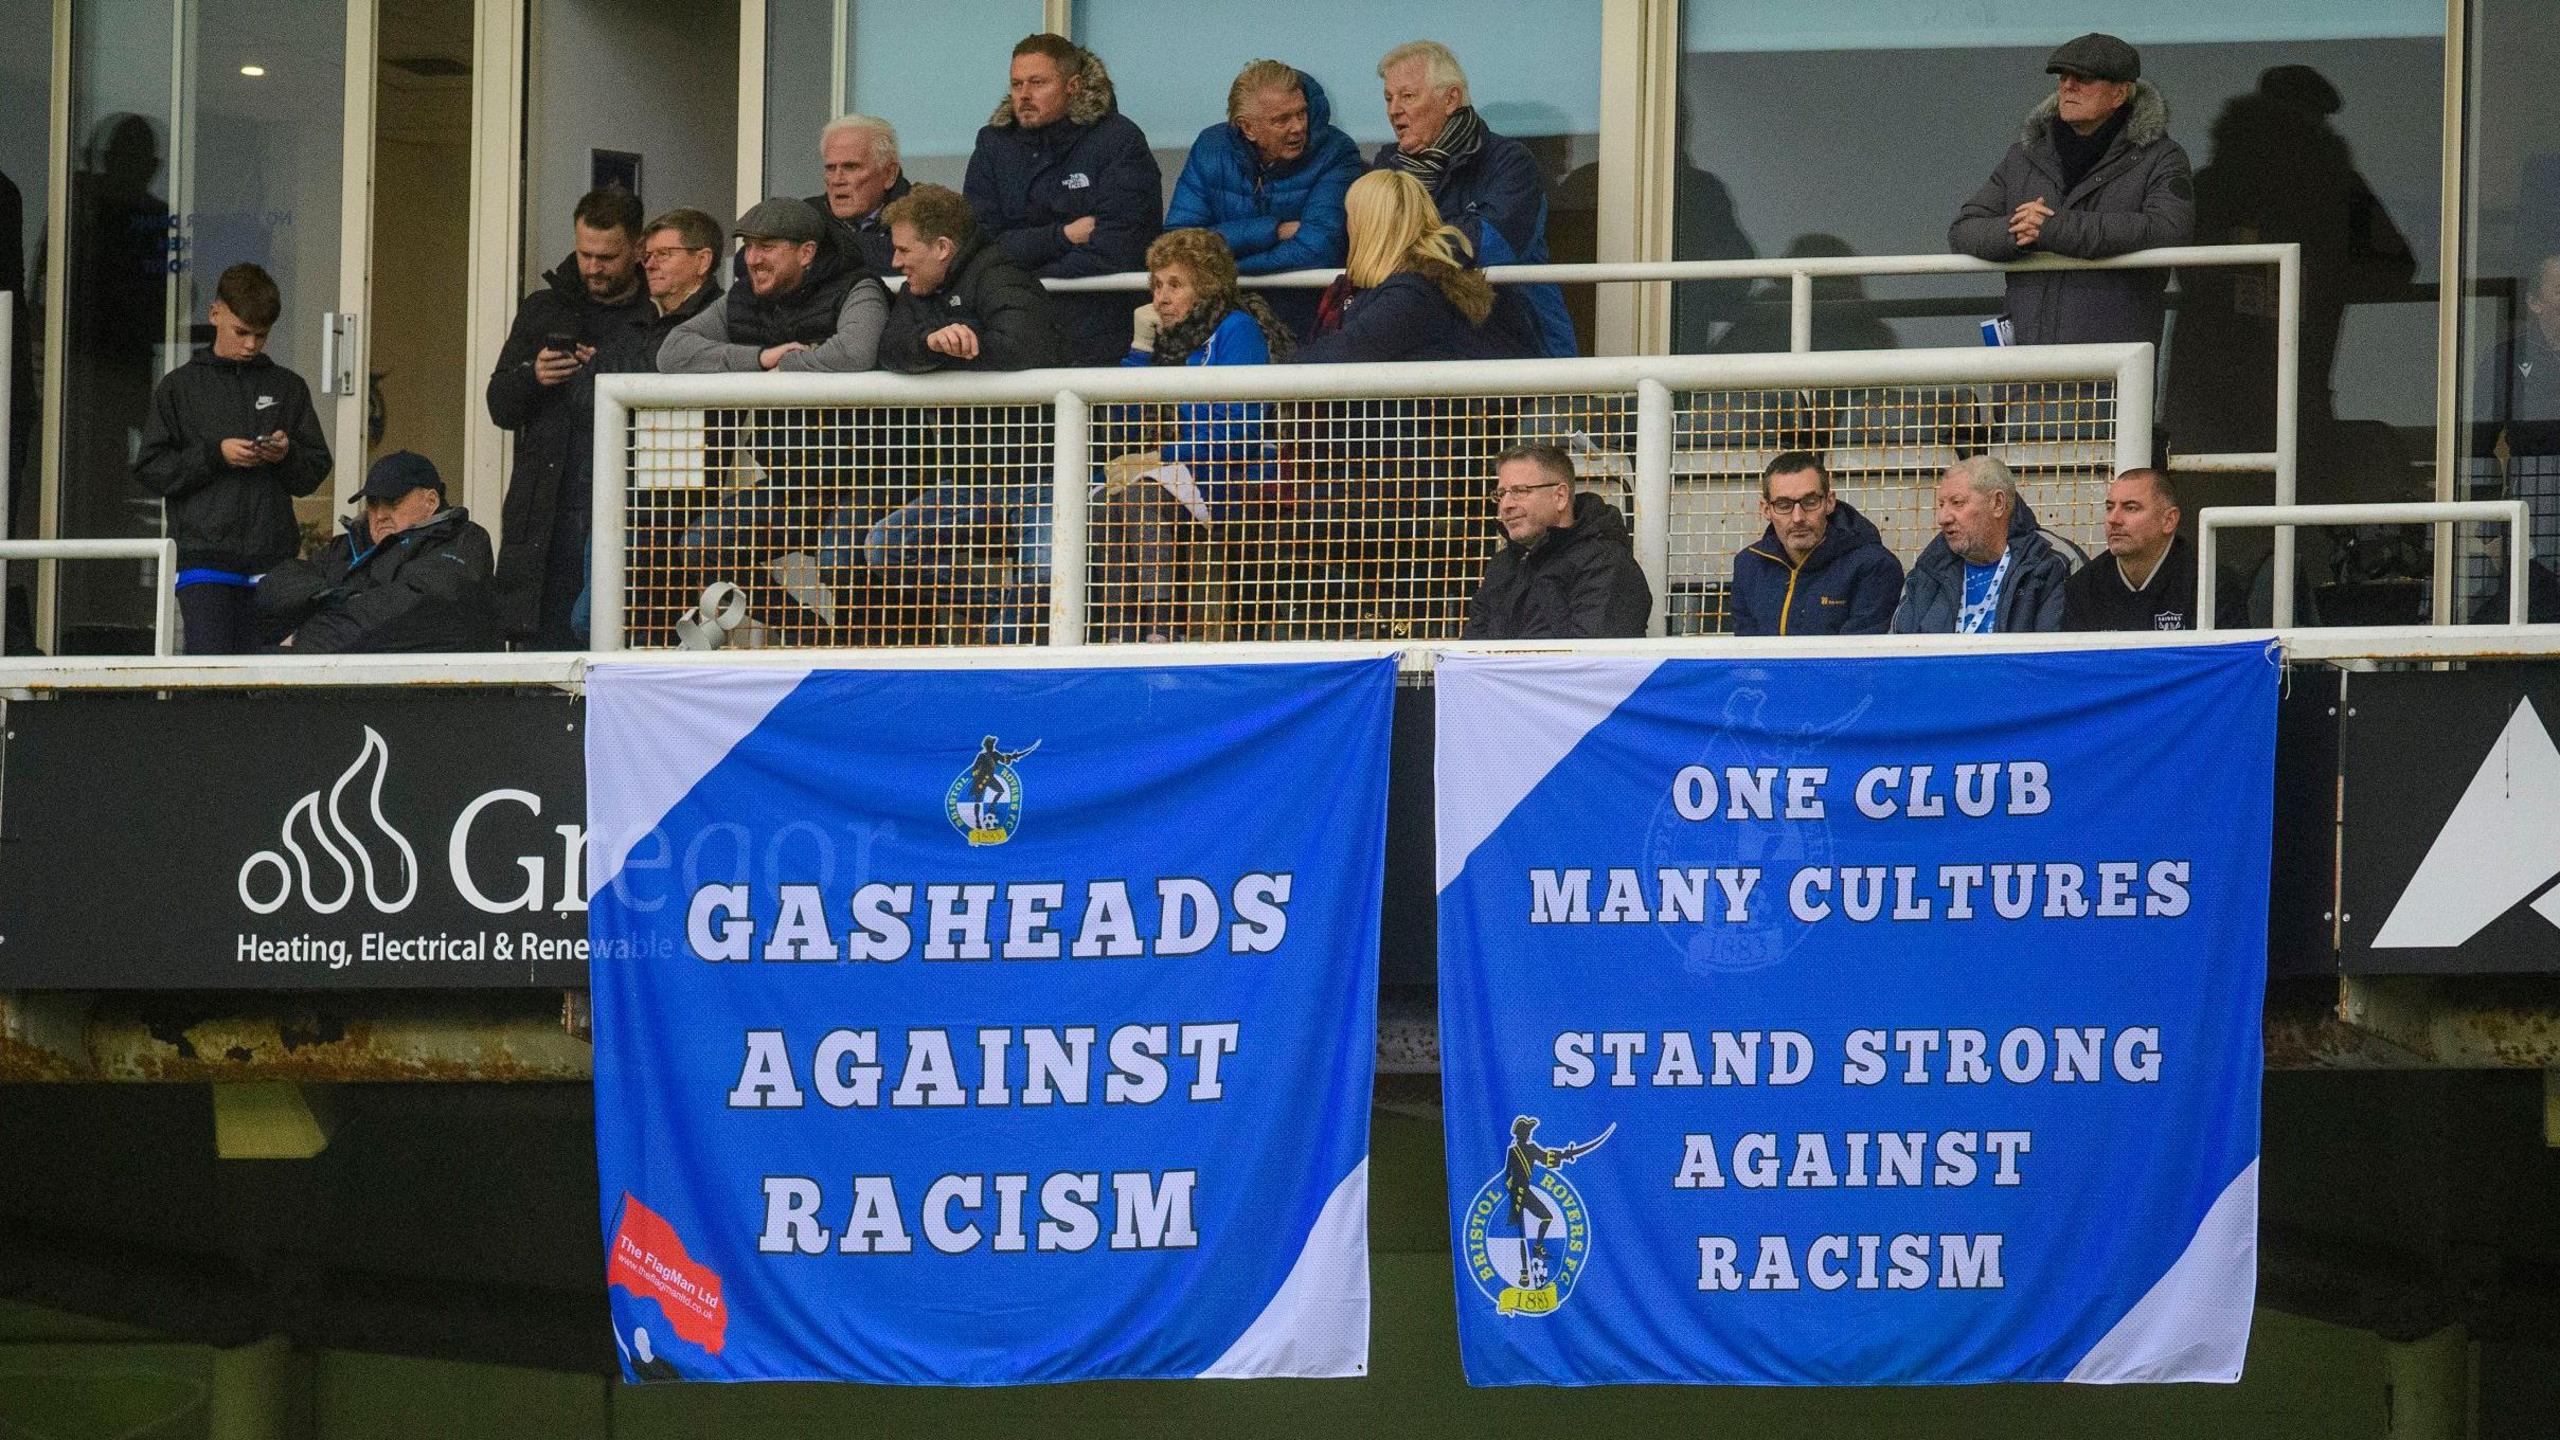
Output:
top-left (237, 727), bottom-right (422, 915)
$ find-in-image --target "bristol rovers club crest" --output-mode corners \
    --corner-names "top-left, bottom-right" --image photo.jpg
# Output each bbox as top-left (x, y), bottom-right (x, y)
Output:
top-left (946, 735), bottom-right (1041, 846)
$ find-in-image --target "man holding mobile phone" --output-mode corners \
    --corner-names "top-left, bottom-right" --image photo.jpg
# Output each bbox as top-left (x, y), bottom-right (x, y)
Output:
top-left (486, 187), bottom-right (651, 649)
top-left (134, 261), bottom-right (333, 654)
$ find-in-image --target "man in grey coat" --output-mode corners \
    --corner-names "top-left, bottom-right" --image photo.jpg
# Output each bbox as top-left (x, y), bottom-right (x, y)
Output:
top-left (1950, 33), bottom-right (2194, 349)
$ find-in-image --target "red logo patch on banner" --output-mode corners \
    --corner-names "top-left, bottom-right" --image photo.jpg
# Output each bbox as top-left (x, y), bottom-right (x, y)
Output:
top-left (608, 1193), bottom-right (729, 1353)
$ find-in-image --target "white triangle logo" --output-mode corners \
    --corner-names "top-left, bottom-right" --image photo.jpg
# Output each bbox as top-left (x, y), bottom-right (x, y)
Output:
top-left (2371, 698), bottom-right (2560, 947)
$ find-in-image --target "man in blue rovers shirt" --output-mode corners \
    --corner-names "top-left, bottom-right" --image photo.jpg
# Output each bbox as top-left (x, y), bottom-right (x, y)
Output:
top-left (1892, 455), bottom-right (2070, 634)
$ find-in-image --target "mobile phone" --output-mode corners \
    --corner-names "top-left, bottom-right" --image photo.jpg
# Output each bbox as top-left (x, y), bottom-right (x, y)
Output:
top-left (544, 331), bottom-right (585, 356)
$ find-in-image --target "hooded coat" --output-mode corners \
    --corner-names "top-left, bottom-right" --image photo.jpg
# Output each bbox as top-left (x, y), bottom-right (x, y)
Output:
top-left (1464, 491), bottom-right (1653, 640)
top-left (965, 48), bottom-right (1163, 363)
top-left (484, 255), bottom-right (653, 638)
top-left (133, 349), bottom-right (333, 572)
top-left (255, 507), bottom-right (498, 653)
top-left (1168, 71), bottom-right (1363, 337)
top-left (1949, 81), bottom-right (2194, 347)
top-left (1728, 498), bottom-right (1905, 637)
top-left (1890, 495), bottom-right (2072, 634)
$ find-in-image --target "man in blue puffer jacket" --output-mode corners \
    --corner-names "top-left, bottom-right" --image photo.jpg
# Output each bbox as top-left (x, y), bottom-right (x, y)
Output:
top-left (966, 34), bottom-right (1163, 366)
top-left (1729, 452), bottom-right (1905, 636)
top-left (1369, 40), bottom-right (1576, 358)
top-left (1167, 61), bottom-right (1365, 341)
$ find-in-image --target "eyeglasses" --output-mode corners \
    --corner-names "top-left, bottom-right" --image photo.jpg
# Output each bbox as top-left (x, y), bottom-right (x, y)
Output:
top-left (1762, 494), bottom-right (1831, 515)
top-left (1491, 479), bottom-right (1568, 501)
top-left (641, 246), bottom-right (709, 262)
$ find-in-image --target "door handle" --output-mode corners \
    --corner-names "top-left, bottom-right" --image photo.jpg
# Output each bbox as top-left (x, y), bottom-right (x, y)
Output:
top-left (318, 312), bottom-right (360, 396)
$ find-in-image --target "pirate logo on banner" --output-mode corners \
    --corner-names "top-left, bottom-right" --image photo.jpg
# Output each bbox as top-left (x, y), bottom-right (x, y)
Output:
top-left (945, 735), bottom-right (1041, 846)
top-left (1462, 1115), bottom-right (1613, 1316)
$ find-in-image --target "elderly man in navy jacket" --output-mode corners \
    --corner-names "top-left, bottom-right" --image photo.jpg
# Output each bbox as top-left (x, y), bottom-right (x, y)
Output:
top-left (1369, 39), bottom-right (1574, 357)
top-left (965, 34), bottom-right (1162, 365)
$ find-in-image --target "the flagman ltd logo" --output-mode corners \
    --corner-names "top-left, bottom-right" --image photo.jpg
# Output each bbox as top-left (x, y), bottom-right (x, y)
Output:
top-left (1462, 1115), bottom-right (1614, 1317)
top-left (238, 726), bottom-right (421, 915)
top-left (946, 735), bottom-right (1042, 846)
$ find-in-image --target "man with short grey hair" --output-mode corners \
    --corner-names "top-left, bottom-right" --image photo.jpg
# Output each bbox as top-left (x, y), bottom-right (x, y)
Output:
top-left (1370, 39), bottom-right (1573, 357)
top-left (1891, 455), bottom-right (2070, 633)
top-left (815, 114), bottom-right (909, 273)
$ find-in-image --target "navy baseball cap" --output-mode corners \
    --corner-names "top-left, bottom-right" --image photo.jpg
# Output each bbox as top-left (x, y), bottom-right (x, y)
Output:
top-left (350, 449), bottom-right (444, 504)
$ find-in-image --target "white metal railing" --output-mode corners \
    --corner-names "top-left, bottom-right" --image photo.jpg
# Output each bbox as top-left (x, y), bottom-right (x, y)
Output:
top-left (11, 626), bottom-right (2560, 695)
top-left (2196, 501), bottom-right (2534, 632)
top-left (591, 343), bottom-right (2158, 651)
top-left (0, 539), bottom-right (180, 656)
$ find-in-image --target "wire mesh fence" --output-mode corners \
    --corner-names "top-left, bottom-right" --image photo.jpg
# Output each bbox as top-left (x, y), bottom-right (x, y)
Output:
top-left (613, 366), bottom-right (2132, 649)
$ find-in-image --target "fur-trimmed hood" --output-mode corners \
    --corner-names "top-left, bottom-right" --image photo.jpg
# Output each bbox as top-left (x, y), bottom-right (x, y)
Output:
top-left (988, 46), bottom-right (1121, 130)
top-left (2021, 79), bottom-right (2170, 149)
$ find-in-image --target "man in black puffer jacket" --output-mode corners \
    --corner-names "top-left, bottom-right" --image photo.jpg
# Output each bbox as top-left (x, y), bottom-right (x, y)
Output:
top-left (134, 262), bottom-right (333, 653)
top-left (486, 188), bottom-right (652, 650)
top-left (1465, 444), bottom-right (1652, 640)
top-left (965, 34), bottom-right (1161, 365)
top-left (257, 451), bottom-right (496, 653)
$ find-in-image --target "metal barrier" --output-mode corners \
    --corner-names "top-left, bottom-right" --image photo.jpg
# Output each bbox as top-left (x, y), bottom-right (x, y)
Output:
top-left (2196, 501), bottom-right (2534, 632)
top-left (0, 539), bottom-right (181, 656)
top-left (593, 344), bottom-right (2154, 651)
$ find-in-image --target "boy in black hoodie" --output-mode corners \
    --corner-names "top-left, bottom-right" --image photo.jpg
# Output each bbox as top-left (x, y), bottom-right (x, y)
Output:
top-left (133, 263), bottom-right (333, 653)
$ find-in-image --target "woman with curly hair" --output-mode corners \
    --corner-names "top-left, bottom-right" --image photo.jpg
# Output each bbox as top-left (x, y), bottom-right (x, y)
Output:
top-left (1095, 228), bottom-right (1293, 640)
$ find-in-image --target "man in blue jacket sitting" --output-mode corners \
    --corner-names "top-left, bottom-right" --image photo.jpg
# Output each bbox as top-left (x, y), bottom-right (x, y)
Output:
top-left (1370, 40), bottom-right (1575, 358)
top-left (1891, 455), bottom-right (2072, 634)
top-left (966, 34), bottom-right (1163, 365)
top-left (1729, 452), bottom-right (1905, 636)
top-left (1167, 60), bottom-right (1364, 341)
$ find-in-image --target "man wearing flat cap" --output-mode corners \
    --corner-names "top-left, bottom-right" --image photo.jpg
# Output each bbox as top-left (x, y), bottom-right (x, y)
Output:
top-left (659, 196), bottom-right (887, 373)
top-left (1950, 33), bottom-right (2194, 350)
top-left (256, 451), bottom-right (498, 653)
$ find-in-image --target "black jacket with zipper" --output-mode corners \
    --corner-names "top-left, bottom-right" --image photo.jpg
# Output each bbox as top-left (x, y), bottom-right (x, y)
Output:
top-left (256, 507), bottom-right (498, 653)
top-left (133, 350), bottom-right (332, 572)
top-left (1464, 492), bottom-right (1653, 640)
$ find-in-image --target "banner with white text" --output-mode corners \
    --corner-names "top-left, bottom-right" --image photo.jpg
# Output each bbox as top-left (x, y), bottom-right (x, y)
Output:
top-left (588, 658), bottom-right (1394, 1384)
top-left (1435, 645), bottom-right (2276, 1386)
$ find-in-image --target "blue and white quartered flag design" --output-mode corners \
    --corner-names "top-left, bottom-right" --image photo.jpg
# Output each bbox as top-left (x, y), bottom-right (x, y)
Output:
top-left (587, 658), bottom-right (1394, 1385)
top-left (1435, 644), bottom-right (2277, 1386)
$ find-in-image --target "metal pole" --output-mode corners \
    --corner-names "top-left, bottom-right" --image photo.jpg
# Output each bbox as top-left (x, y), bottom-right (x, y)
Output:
top-left (2116, 345), bottom-right (2156, 475)
top-left (1, 293), bottom-right (11, 640)
top-left (2510, 506), bottom-right (2532, 628)
top-left (1634, 378), bottom-right (1673, 636)
top-left (1048, 391), bottom-right (1089, 646)
top-left (151, 539), bottom-right (177, 657)
top-left (1788, 271), bottom-right (1813, 354)
top-left (590, 392), bottom-right (627, 652)
top-left (2273, 248), bottom-right (2302, 627)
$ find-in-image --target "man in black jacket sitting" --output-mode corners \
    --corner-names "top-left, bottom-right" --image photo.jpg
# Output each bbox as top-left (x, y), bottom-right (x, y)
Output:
top-left (1464, 443), bottom-right (1652, 639)
top-left (258, 451), bottom-right (497, 653)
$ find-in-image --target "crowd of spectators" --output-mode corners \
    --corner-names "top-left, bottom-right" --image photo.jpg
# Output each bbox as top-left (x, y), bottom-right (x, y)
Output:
top-left (134, 29), bottom-right (2248, 653)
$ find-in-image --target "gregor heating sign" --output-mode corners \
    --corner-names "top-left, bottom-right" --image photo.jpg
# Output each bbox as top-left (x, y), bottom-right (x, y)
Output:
top-left (0, 694), bottom-right (590, 989)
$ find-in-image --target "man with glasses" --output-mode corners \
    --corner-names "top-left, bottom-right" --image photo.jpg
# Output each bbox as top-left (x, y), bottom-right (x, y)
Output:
top-left (1463, 443), bottom-right (1650, 640)
top-left (1728, 451), bottom-right (1903, 637)
top-left (601, 209), bottom-right (723, 374)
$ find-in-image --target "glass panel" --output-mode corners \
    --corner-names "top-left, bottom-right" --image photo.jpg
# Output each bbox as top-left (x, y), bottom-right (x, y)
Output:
top-left (2458, 0), bottom-right (2560, 622)
top-left (56, 0), bottom-right (345, 652)
top-left (0, 0), bottom-right (51, 647)
top-left (762, 2), bottom-right (1043, 202)
top-left (1676, 0), bottom-right (2444, 623)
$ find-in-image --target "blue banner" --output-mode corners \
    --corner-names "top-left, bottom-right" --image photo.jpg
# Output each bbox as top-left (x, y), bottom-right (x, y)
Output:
top-left (587, 658), bottom-right (1394, 1384)
top-left (1435, 645), bottom-right (2277, 1386)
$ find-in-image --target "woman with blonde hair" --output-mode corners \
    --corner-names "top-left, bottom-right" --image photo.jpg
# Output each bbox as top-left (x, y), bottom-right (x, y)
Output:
top-left (1293, 169), bottom-right (1536, 363)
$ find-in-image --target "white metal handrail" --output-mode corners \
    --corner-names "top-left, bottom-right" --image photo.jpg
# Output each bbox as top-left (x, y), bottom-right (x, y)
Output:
top-left (593, 343), bottom-right (2158, 652)
top-left (2196, 501), bottom-right (2534, 632)
top-left (13, 626), bottom-right (2560, 694)
top-left (0, 539), bottom-right (180, 656)
top-left (1031, 245), bottom-right (2300, 604)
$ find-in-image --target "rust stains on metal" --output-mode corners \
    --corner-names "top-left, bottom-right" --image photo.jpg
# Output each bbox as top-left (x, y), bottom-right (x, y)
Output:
top-left (83, 996), bottom-right (592, 1082)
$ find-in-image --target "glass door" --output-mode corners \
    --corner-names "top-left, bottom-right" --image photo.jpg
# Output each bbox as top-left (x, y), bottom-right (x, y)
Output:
top-left (49, 0), bottom-right (374, 651)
